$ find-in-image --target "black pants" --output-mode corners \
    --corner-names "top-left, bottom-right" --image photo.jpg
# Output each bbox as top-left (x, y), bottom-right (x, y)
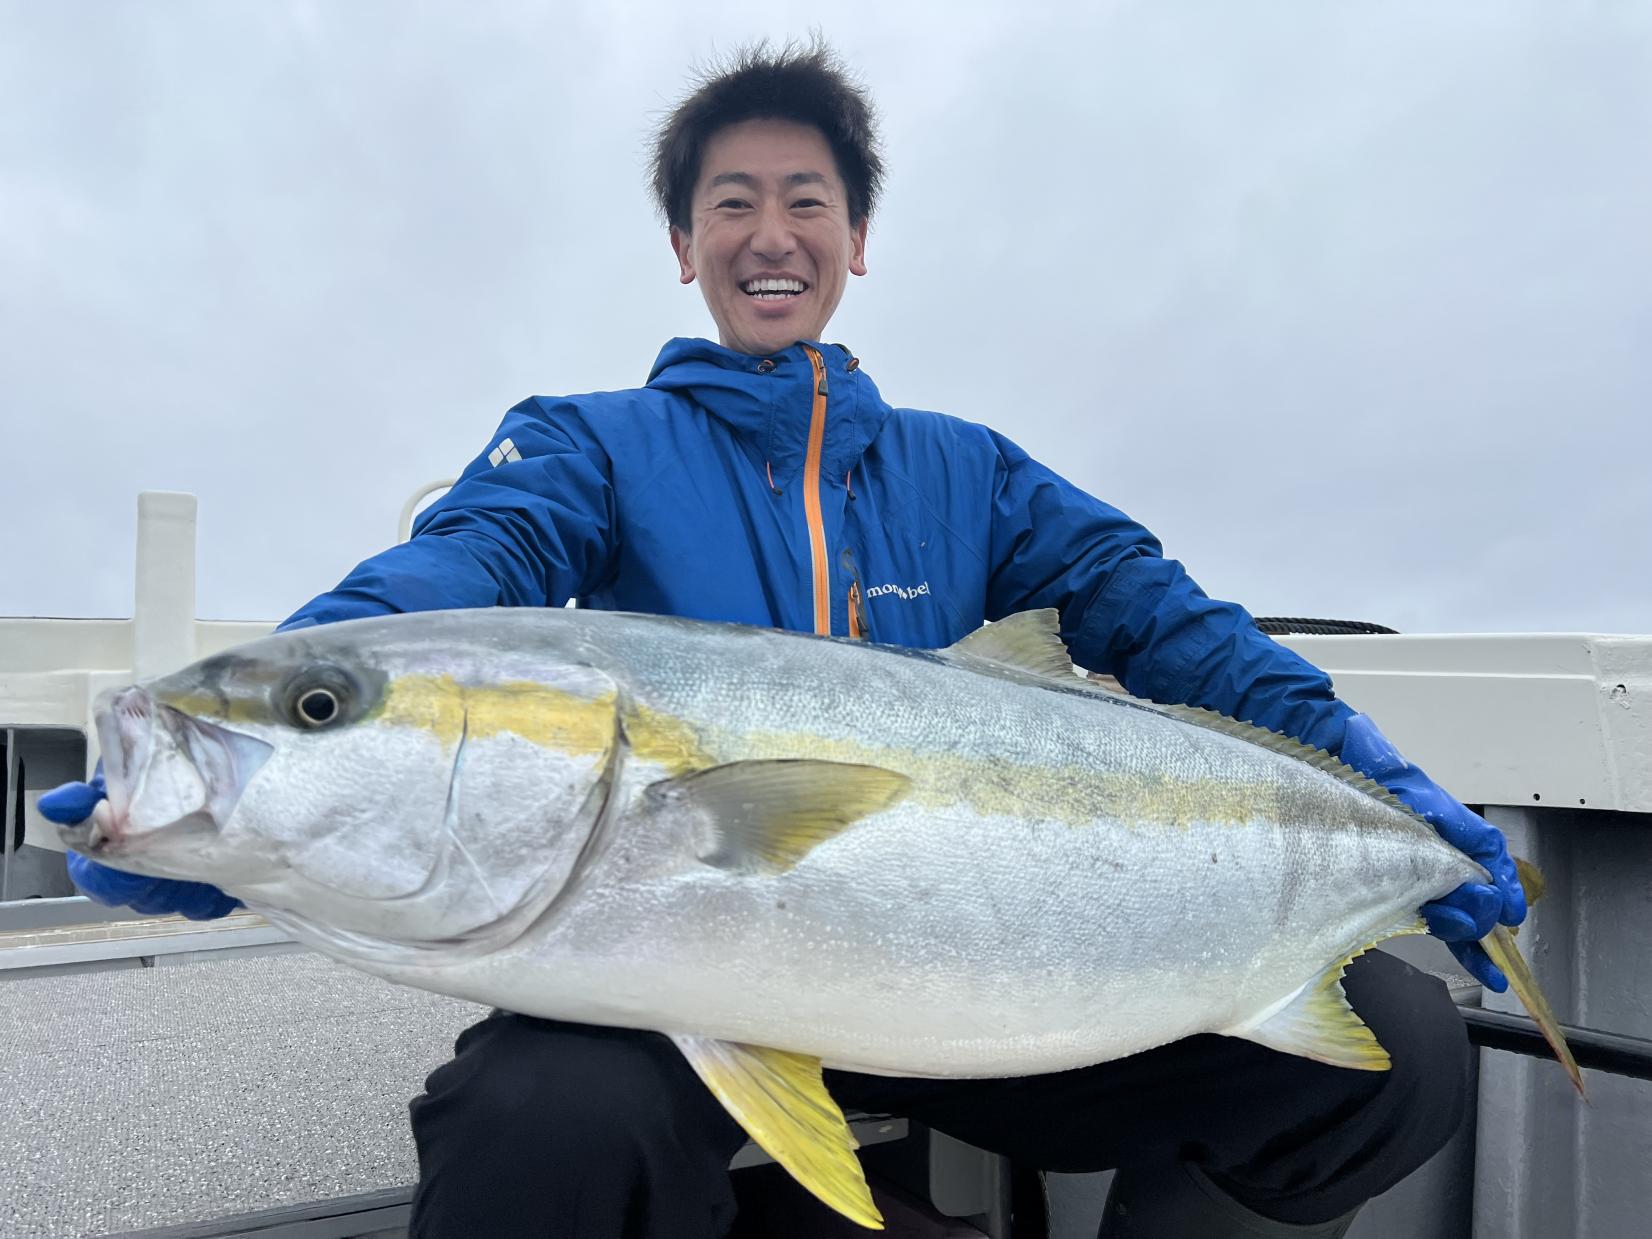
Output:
top-left (407, 951), bottom-right (1469, 1238)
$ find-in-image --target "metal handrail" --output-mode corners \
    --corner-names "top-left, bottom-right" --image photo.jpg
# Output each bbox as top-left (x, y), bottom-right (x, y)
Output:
top-left (1463, 1007), bottom-right (1652, 1082)
top-left (397, 478), bottom-right (458, 543)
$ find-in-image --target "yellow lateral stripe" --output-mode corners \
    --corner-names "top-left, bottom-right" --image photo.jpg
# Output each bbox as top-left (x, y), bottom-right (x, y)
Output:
top-left (376, 674), bottom-right (1293, 830)
top-left (372, 676), bottom-right (708, 774)
top-left (165, 676), bottom-right (708, 778)
top-left (802, 346), bottom-right (831, 636)
top-left (715, 725), bottom-right (1302, 827)
top-left (171, 674), bottom-right (1328, 830)
top-left (623, 698), bottom-right (712, 775)
top-left (374, 677), bottom-right (614, 752)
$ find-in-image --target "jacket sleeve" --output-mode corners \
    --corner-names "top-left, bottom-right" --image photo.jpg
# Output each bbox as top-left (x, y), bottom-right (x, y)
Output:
top-left (281, 399), bottom-right (617, 630)
top-left (985, 431), bottom-right (1354, 753)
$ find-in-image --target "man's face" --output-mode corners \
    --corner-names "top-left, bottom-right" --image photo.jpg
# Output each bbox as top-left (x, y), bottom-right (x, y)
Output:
top-left (671, 118), bottom-right (868, 357)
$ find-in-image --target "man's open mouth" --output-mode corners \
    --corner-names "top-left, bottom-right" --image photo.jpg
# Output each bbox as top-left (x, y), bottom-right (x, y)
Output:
top-left (741, 277), bottom-right (808, 301)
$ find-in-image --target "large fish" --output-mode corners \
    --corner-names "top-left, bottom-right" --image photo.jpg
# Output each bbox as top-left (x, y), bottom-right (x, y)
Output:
top-left (63, 608), bottom-right (1578, 1228)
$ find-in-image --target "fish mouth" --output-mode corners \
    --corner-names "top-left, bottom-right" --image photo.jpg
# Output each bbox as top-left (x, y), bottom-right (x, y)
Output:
top-left (86, 686), bottom-right (152, 848)
top-left (69, 687), bottom-right (273, 863)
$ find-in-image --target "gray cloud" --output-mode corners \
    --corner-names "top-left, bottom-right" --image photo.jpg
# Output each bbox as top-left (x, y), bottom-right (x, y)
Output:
top-left (2, 0), bottom-right (1647, 632)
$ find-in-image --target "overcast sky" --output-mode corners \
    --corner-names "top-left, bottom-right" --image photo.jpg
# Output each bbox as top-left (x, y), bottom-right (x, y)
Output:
top-left (2, 0), bottom-right (1648, 634)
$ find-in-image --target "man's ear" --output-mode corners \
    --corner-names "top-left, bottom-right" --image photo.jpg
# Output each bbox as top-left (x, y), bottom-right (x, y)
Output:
top-left (849, 216), bottom-right (869, 277)
top-left (670, 226), bottom-right (697, 285)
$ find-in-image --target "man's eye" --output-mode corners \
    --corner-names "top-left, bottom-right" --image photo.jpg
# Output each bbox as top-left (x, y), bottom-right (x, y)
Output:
top-left (716, 198), bottom-right (751, 210)
top-left (792, 199), bottom-right (825, 209)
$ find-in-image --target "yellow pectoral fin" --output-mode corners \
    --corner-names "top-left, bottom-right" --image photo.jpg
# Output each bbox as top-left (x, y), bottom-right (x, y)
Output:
top-left (670, 1035), bottom-right (883, 1230)
top-left (650, 759), bottom-right (910, 876)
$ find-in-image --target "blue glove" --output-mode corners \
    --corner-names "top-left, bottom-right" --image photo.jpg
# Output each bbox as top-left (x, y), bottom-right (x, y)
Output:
top-left (1337, 713), bottom-right (1525, 991)
top-left (37, 767), bottom-right (241, 921)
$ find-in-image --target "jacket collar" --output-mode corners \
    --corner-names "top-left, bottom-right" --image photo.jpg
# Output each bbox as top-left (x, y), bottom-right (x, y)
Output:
top-left (646, 337), bottom-right (891, 485)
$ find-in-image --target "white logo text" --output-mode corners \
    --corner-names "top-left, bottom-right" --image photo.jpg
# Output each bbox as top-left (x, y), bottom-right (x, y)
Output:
top-left (864, 580), bottom-right (931, 602)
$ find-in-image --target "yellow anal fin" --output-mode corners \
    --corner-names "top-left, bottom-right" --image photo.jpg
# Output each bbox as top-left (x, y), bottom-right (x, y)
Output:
top-left (671, 1035), bottom-right (883, 1230)
top-left (650, 759), bottom-right (909, 876)
top-left (1481, 924), bottom-right (1585, 1097)
top-left (1231, 928), bottom-right (1425, 1070)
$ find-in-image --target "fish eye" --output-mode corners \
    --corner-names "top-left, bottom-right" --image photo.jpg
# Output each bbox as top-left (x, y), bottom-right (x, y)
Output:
top-left (281, 665), bottom-right (358, 731)
top-left (296, 688), bottom-right (340, 728)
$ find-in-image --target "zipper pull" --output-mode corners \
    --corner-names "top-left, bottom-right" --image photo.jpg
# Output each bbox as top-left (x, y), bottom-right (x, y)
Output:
top-left (841, 548), bottom-right (867, 640)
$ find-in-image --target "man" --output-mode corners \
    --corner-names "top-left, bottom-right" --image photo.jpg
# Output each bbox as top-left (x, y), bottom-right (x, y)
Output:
top-left (43, 41), bottom-right (1522, 1239)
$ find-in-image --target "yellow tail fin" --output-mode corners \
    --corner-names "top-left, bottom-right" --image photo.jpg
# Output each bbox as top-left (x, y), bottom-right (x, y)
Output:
top-left (1480, 926), bottom-right (1583, 1095)
top-left (1482, 857), bottom-right (1584, 1096)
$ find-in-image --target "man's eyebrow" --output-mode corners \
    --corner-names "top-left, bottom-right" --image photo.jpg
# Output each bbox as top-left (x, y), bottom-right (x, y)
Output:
top-left (706, 171), bottom-right (830, 190)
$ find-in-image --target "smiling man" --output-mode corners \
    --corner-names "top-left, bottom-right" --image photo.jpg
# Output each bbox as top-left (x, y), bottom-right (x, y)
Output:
top-left (670, 117), bottom-right (867, 358)
top-left (43, 39), bottom-right (1524, 1239)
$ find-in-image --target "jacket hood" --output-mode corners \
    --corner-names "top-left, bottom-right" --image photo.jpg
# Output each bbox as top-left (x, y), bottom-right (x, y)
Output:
top-left (646, 337), bottom-right (891, 485)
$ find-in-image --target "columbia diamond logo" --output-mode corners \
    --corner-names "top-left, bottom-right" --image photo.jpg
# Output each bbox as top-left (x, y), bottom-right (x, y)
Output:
top-left (488, 437), bottom-right (522, 467)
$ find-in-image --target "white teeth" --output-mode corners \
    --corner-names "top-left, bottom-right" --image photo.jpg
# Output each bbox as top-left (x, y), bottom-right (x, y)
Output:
top-left (742, 278), bottom-right (806, 295)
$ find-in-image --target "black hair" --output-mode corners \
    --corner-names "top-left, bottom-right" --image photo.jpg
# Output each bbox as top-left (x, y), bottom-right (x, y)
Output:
top-left (650, 38), bottom-right (885, 233)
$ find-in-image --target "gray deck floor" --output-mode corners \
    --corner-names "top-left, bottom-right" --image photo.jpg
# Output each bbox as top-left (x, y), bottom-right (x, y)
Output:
top-left (2, 951), bottom-right (483, 1238)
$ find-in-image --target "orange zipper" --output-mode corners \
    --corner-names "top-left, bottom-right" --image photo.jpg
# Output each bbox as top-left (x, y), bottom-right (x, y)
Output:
top-left (802, 346), bottom-right (831, 635)
top-left (847, 579), bottom-right (865, 639)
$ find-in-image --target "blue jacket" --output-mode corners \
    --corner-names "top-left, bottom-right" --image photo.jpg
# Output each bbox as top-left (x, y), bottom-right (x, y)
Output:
top-left (286, 337), bottom-right (1355, 752)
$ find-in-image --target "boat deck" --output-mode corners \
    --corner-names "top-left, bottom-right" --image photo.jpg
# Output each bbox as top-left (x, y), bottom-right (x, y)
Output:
top-left (1, 949), bottom-right (479, 1238)
top-left (0, 942), bottom-right (923, 1239)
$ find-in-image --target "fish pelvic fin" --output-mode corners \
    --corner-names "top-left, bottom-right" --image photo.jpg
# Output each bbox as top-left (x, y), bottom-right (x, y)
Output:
top-left (1229, 922), bottom-right (1427, 1070)
top-left (671, 1035), bottom-right (883, 1230)
top-left (650, 759), bottom-right (910, 876)
top-left (1481, 924), bottom-right (1585, 1096)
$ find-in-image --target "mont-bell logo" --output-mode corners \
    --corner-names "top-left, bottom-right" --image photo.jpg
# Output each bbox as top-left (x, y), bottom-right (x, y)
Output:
top-left (864, 580), bottom-right (931, 602)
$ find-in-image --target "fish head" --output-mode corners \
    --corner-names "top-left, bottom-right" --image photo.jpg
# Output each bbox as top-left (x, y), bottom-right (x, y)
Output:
top-left (67, 619), bottom-right (623, 959)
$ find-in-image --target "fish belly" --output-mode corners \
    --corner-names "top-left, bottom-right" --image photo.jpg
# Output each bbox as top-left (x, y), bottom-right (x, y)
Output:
top-left (455, 788), bottom-right (1471, 1079)
top-left (340, 613), bottom-right (1482, 1077)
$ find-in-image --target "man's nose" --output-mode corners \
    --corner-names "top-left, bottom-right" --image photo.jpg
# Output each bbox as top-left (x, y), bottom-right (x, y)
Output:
top-left (748, 201), bottom-right (796, 260)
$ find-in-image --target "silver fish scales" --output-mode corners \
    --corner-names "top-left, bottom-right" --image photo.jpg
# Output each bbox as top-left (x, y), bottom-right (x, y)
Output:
top-left (67, 608), bottom-right (1578, 1228)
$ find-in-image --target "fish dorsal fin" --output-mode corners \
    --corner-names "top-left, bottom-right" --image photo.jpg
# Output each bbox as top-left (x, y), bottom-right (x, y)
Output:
top-left (671, 1036), bottom-right (883, 1229)
top-left (1156, 703), bottom-right (1418, 819)
top-left (947, 609), bottom-right (1076, 681)
top-left (648, 759), bottom-right (910, 875)
top-left (1227, 920), bottom-right (1424, 1068)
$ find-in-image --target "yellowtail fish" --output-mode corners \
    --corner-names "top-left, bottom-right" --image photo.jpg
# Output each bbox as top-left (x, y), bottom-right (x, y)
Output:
top-left (64, 608), bottom-right (1580, 1229)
